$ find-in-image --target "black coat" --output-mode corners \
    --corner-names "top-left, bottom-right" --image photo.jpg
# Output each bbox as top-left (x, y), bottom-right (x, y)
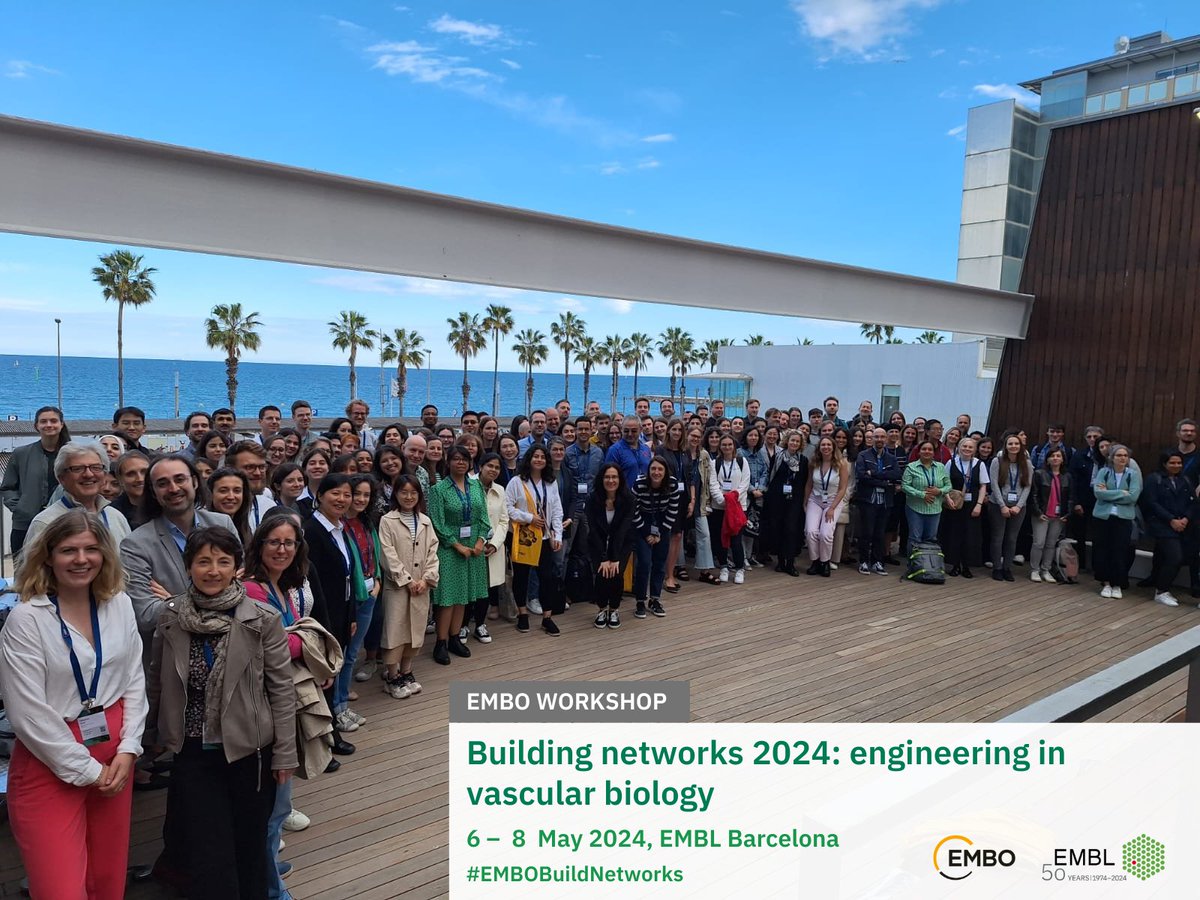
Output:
top-left (1142, 472), bottom-right (1200, 539)
top-left (854, 448), bottom-right (901, 507)
top-left (1029, 469), bottom-right (1074, 519)
top-left (302, 516), bottom-right (355, 646)
top-left (1067, 448), bottom-right (1101, 512)
top-left (585, 490), bottom-right (638, 564)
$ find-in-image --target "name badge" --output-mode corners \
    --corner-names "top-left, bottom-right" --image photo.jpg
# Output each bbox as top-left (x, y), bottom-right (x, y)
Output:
top-left (650, 525), bottom-right (660, 538)
top-left (782, 484), bottom-right (793, 496)
top-left (964, 492), bottom-right (973, 502)
top-left (363, 577), bottom-right (376, 593)
top-left (577, 483), bottom-right (588, 494)
top-left (459, 525), bottom-right (472, 539)
top-left (76, 707), bottom-right (111, 747)
top-left (676, 481), bottom-right (686, 493)
top-left (1006, 491), bottom-right (1018, 504)
top-left (721, 480), bottom-right (733, 491)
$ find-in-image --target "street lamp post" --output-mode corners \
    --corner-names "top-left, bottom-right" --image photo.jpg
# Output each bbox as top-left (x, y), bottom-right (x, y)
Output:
top-left (54, 318), bottom-right (62, 411)
top-left (427, 350), bottom-right (433, 403)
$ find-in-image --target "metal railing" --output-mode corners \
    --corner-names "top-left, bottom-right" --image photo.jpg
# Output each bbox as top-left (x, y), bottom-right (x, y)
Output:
top-left (1001, 624), bottom-right (1200, 722)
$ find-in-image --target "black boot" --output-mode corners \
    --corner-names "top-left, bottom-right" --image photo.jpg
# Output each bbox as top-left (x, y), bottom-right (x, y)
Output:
top-left (433, 640), bottom-right (451, 665)
top-left (806, 560), bottom-right (821, 575)
top-left (821, 561), bottom-right (832, 577)
top-left (785, 561), bottom-right (800, 577)
top-left (448, 635), bottom-right (472, 658)
top-left (961, 566), bottom-right (973, 579)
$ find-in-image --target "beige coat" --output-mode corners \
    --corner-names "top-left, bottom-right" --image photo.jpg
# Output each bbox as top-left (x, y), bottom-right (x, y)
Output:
top-left (147, 594), bottom-right (298, 769)
top-left (378, 510), bottom-right (440, 649)
top-left (483, 480), bottom-right (510, 588)
top-left (289, 618), bottom-right (342, 779)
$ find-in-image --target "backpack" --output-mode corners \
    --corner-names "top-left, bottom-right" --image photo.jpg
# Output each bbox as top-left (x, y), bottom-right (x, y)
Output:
top-left (564, 554), bottom-right (594, 606)
top-left (904, 541), bottom-right (945, 584)
top-left (1051, 538), bottom-right (1079, 584)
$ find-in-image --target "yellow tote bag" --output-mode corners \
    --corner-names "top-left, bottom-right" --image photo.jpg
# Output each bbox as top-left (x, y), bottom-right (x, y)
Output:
top-left (511, 481), bottom-right (544, 567)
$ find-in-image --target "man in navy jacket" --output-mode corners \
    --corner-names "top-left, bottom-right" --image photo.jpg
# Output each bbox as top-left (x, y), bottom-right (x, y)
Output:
top-left (855, 427), bottom-right (902, 574)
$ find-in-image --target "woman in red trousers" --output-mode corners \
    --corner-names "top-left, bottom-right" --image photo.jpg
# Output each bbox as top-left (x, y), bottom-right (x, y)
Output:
top-left (0, 509), bottom-right (148, 899)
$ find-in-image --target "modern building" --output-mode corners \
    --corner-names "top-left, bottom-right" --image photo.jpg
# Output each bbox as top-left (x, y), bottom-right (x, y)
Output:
top-left (974, 30), bottom-right (1200, 460)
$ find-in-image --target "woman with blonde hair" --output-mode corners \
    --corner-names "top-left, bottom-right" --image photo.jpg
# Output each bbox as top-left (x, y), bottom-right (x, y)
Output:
top-left (0, 509), bottom-right (147, 900)
top-left (804, 436), bottom-right (850, 576)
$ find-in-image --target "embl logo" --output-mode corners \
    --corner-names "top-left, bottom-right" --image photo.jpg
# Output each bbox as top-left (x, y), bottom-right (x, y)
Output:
top-left (932, 834), bottom-right (1016, 880)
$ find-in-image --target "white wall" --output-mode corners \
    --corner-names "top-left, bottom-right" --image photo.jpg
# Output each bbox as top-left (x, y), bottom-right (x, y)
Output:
top-left (718, 341), bottom-right (996, 427)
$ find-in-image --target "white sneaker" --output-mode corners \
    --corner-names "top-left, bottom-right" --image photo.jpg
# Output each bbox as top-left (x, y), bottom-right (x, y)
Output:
top-left (346, 708), bottom-right (366, 725)
top-left (1100, 585), bottom-right (1113, 599)
top-left (1014, 554), bottom-right (1025, 565)
top-left (383, 675), bottom-right (411, 699)
top-left (457, 626), bottom-right (470, 642)
top-left (733, 568), bottom-right (745, 584)
top-left (335, 709), bottom-right (360, 732)
top-left (527, 597), bottom-right (543, 615)
top-left (719, 567), bottom-right (730, 583)
top-left (1155, 591), bottom-right (1180, 607)
top-left (1030, 570), bottom-right (1042, 583)
top-left (1111, 587), bottom-right (1123, 599)
top-left (279, 838), bottom-right (285, 850)
top-left (1041, 570), bottom-right (1056, 584)
top-left (475, 624), bottom-right (492, 643)
top-left (283, 809), bottom-right (311, 832)
top-left (354, 658), bottom-right (378, 682)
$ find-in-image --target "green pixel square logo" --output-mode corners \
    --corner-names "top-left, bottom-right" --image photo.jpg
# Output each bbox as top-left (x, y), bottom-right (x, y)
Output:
top-left (1122, 834), bottom-right (1165, 881)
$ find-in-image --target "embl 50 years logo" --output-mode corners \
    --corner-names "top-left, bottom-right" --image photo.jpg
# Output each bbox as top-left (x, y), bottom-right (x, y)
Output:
top-left (932, 834), bottom-right (1016, 880)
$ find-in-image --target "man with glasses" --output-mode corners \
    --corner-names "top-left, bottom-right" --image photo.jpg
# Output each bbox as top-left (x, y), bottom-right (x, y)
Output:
top-left (25, 439), bottom-right (131, 546)
top-left (291, 399), bottom-right (317, 447)
top-left (226, 440), bottom-right (278, 529)
top-left (347, 398), bottom-right (376, 450)
top-left (605, 418), bottom-right (652, 487)
top-left (854, 428), bottom-right (900, 575)
top-left (518, 411), bottom-right (549, 452)
top-left (1067, 425), bottom-right (1105, 571)
top-left (1, 405), bottom-right (68, 554)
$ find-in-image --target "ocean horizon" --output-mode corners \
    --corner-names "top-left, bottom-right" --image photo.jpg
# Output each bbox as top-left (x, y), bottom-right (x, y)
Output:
top-left (0, 354), bottom-right (725, 422)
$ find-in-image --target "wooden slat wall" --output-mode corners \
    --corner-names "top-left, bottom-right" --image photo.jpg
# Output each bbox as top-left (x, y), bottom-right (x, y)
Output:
top-left (989, 102), bottom-right (1200, 464)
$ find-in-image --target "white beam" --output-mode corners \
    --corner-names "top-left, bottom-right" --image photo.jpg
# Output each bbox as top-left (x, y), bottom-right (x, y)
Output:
top-left (0, 115), bottom-right (1032, 338)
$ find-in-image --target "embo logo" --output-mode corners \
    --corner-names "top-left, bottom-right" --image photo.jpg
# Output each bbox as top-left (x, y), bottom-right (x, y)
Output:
top-left (1122, 834), bottom-right (1165, 881)
top-left (932, 834), bottom-right (1017, 880)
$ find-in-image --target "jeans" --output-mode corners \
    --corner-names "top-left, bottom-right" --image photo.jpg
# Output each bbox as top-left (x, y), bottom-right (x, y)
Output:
top-left (856, 502), bottom-right (888, 566)
top-left (334, 593), bottom-right (377, 713)
top-left (988, 504), bottom-right (1028, 571)
top-left (904, 506), bottom-right (940, 553)
top-left (633, 535), bottom-right (670, 600)
top-left (1030, 516), bottom-right (1066, 572)
top-left (693, 514), bottom-right (715, 569)
top-left (266, 778), bottom-right (293, 899)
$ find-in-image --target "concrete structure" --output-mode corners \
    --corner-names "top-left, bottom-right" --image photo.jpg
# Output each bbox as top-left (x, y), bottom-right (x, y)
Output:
top-left (718, 341), bottom-right (995, 426)
top-left (0, 114), bottom-right (1031, 338)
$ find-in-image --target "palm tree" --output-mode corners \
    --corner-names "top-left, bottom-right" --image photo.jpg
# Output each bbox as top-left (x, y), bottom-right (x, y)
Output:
top-left (860, 323), bottom-right (896, 345)
top-left (482, 304), bottom-right (514, 416)
top-left (600, 335), bottom-right (631, 414)
top-left (745, 334), bottom-right (773, 346)
top-left (204, 303), bottom-right (262, 412)
top-left (366, 329), bottom-right (397, 415)
top-left (329, 311), bottom-right (374, 401)
top-left (447, 312), bottom-right (487, 412)
top-left (915, 330), bottom-right (946, 344)
top-left (389, 328), bottom-right (425, 417)
top-left (625, 332), bottom-right (654, 400)
top-left (513, 328), bottom-right (549, 415)
top-left (701, 338), bottom-right (733, 372)
top-left (550, 311), bottom-right (586, 404)
top-left (574, 336), bottom-right (603, 408)
top-left (91, 250), bottom-right (157, 407)
top-left (797, 337), bottom-right (815, 345)
top-left (671, 334), bottom-right (697, 408)
top-left (885, 336), bottom-right (905, 344)
top-left (656, 328), bottom-right (686, 401)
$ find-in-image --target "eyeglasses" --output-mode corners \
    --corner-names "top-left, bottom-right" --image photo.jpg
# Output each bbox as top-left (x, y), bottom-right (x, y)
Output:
top-left (241, 464), bottom-right (268, 473)
top-left (65, 464), bottom-right (107, 475)
top-left (264, 539), bottom-right (299, 550)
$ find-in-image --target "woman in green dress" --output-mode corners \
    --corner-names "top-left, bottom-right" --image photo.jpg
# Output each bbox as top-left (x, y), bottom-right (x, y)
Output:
top-left (426, 445), bottom-right (491, 665)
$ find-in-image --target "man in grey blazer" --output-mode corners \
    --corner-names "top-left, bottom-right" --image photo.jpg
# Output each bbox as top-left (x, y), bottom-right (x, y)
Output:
top-left (120, 454), bottom-right (239, 644)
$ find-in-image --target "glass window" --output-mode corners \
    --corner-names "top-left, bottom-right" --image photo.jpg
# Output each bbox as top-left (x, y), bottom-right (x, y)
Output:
top-left (1000, 258), bottom-right (1024, 292)
top-left (1103, 90), bottom-right (1124, 112)
top-left (1012, 117), bottom-right (1038, 156)
top-left (1003, 222), bottom-right (1029, 259)
top-left (1085, 94), bottom-right (1103, 115)
top-left (1127, 84), bottom-right (1149, 107)
top-left (1148, 79), bottom-right (1168, 102)
top-left (1039, 71), bottom-right (1087, 121)
top-left (1006, 190), bottom-right (1034, 226)
top-left (966, 102), bottom-right (1014, 154)
top-left (1177, 73), bottom-right (1199, 95)
top-left (880, 385), bottom-right (901, 422)
top-left (1009, 153), bottom-right (1036, 191)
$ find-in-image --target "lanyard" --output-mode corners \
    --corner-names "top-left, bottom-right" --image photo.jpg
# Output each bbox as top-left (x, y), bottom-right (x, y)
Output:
top-left (875, 451), bottom-right (884, 473)
top-left (451, 478), bottom-right (472, 524)
top-left (921, 464), bottom-right (935, 488)
top-left (251, 496), bottom-right (261, 528)
top-left (49, 594), bottom-right (103, 709)
top-left (1113, 471), bottom-right (1124, 489)
top-left (265, 583), bottom-right (297, 627)
top-left (60, 495), bottom-right (109, 527)
top-left (720, 460), bottom-right (735, 483)
top-left (1009, 465), bottom-right (1019, 492)
top-left (819, 464), bottom-right (833, 493)
top-left (412, 512), bottom-right (420, 549)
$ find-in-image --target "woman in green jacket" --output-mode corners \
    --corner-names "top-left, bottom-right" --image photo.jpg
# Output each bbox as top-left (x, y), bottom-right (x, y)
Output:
top-left (902, 440), bottom-right (952, 554)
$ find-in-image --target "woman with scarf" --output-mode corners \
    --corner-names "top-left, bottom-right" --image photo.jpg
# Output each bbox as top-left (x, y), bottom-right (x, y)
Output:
top-left (147, 526), bottom-right (297, 900)
top-left (768, 431), bottom-right (810, 575)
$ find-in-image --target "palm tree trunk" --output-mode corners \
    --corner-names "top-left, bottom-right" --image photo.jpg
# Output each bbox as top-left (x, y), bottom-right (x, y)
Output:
top-left (668, 368), bottom-right (677, 402)
top-left (379, 359), bottom-right (386, 416)
top-left (563, 350), bottom-right (570, 405)
top-left (397, 365), bottom-right (408, 417)
top-left (679, 371), bottom-right (687, 410)
top-left (525, 369), bottom-right (533, 415)
top-left (633, 363), bottom-right (640, 401)
top-left (582, 368), bottom-right (590, 406)
top-left (462, 355), bottom-right (470, 412)
top-left (610, 362), bottom-right (618, 414)
top-left (226, 355), bottom-right (238, 411)
top-left (349, 346), bottom-right (358, 401)
top-left (117, 301), bottom-right (125, 407)
top-left (492, 332), bottom-right (501, 416)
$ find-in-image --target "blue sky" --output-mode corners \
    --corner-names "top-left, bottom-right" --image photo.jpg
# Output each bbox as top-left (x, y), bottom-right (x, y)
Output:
top-left (0, 1), bottom-right (1193, 374)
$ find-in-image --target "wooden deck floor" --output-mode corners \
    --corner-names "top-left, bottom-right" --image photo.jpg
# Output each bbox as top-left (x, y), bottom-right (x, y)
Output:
top-left (1, 567), bottom-right (1196, 898)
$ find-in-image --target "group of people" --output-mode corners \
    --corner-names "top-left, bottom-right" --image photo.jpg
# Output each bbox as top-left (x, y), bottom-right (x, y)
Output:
top-left (2, 393), bottom-right (1198, 898)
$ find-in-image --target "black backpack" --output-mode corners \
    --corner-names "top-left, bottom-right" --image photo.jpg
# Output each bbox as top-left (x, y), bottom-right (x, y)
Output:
top-left (905, 541), bottom-right (945, 584)
top-left (564, 554), bottom-right (594, 605)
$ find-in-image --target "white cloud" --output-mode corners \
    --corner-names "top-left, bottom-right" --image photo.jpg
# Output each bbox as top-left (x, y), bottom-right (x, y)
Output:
top-left (595, 157), bottom-right (661, 176)
top-left (599, 162), bottom-right (627, 176)
top-left (946, 124), bottom-right (965, 139)
top-left (635, 157), bottom-right (661, 170)
top-left (789, 0), bottom-right (943, 60)
top-left (640, 132), bottom-right (676, 143)
top-left (429, 14), bottom-right (513, 48)
top-left (4, 60), bottom-right (60, 79)
top-left (394, 5), bottom-right (410, 11)
top-left (929, 47), bottom-right (945, 57)
top-left (607, 299), bottom-right (634, 314)
top-left (973, 82), bottom-right (1039, 106)
top-left (368, 41), bottom-right (494, 84)
top-left (937, 87), bottom-right (958, 99)
top-left (500, 58), bottom-right (521, 70)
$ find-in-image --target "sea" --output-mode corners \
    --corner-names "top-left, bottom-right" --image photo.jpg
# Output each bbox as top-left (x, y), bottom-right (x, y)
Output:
top-left (0, 354), bottom-right (710, 423)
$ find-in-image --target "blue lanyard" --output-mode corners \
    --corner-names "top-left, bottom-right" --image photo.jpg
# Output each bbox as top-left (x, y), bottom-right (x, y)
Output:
top-left (1113, 471), bottom-right (1124, 489)
top-left (921, 464), bottom-right (935, 488)
top-left (451, 478), bottom-right (472, 524)
top-left (266, 583), bottom-right (297, 627)
top-left (876, 452), bottom-right (884, 474)
top-left (531, 479), bottom-right (547, 516)
top-left (49, 593), bottom-right (103, 709)
top-left (60, 495), bottom-right (108, 527)
top-left (251, 496), bottom-right (261, 528)
top-left (1009, 466), bottom-right (1019, 492)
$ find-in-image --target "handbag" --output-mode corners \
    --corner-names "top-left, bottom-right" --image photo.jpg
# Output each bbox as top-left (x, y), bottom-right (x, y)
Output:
top-left (511, 481), bottom-right (544, 566)
top-left (744, 499), bottom-right (762, 538)
top-left (943, 489), bottom-right (965, 511)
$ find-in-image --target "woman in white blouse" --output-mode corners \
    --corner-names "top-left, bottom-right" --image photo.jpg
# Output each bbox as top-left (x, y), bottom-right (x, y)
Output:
top-left (504, 445), bottom-right (564, 636)
top-left (0, 508), bottom-right (147, 900)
